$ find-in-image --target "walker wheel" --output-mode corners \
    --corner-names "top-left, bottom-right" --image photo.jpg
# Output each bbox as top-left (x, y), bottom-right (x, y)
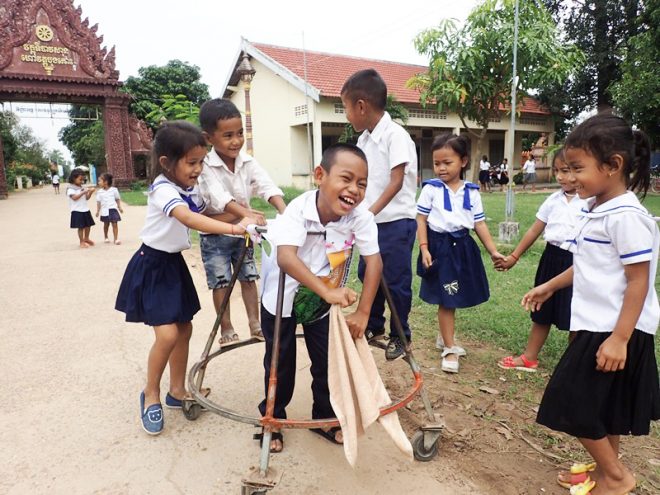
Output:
top-left (182, 401), bottom-right (202, 421)
top-left (411, 430), bottom-right (439, 462)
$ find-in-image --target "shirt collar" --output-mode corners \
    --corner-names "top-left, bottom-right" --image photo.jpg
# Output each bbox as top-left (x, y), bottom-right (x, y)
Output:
top-left (205, 148), bottom-right (252, 171)
top-left (582, 191), bottom-right (649, 218)
top-left (150, 174), bottom-right (194, 195)
top-left (363, 111), bottom-right (391, 144)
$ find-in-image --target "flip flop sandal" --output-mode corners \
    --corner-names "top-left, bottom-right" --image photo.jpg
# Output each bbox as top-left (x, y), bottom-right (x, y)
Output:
top-left (557, 462), bottom-right (597, 489)
top-left (249, 326), bottom-right (265, 341)
top-left (310, 426), bottom-right (342, 445)
top-left (498, 354), bottom-right (538, 372)
top-left (253, 429), bottom-right (284, 453)
top-left (218, 331), bottom-right (240, 347)
top-left (569, 480), bottom-right (596, 495)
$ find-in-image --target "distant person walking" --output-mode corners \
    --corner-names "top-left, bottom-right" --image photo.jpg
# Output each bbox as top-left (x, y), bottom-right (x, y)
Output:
top-left (67, 169), bottom-right (95, 248)
top-left (522, 156), bottom-right (537, 192)
top-left (52, 173), bottom-right (60, 194)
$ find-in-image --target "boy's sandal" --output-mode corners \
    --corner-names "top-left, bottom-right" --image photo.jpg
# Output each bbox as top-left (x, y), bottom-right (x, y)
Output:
top-left (557, 462), bottom-right (597, 489)
top-left (310, 426), bottom-right (343, 445)
top-left (253, 428), bottom-right (284, 453)
top-left (497, 354), bottom-right (538, 372)
top-left (219, 331), bottom-right (240, 346)
top-left (569, 480), bottom-right (596, 495)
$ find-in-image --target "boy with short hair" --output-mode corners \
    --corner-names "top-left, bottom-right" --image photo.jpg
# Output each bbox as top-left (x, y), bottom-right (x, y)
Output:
top-left (340, 69), bottom-right (418, 361)
top-left (198, 98), bottom-right (286, 344)
top-left (257, 143), bottom-right (383, 452)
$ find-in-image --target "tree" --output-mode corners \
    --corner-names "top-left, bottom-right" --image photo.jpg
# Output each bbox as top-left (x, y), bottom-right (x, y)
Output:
top-left (609, 0), bottom-right (659, 147)
top-left (59, 105), bottom-right (105, 167)
top-left (409, 0), bottom-right (583, 181)
top-left (122, 60), bottom-right (210, 129)
top-left (144, 93), bottom-right (200, 128)
top-left (0, 111), bottom-right (19, 165)
top-left (0, 111), bottom-right (52, 187)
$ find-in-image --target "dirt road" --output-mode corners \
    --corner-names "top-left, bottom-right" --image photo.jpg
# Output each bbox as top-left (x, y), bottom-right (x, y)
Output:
top-left (0, 187), bottom-right (480, 494)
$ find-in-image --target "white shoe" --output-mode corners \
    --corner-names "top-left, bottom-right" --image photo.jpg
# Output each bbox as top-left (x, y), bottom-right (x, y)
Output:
top-left (435, 334), bottom-right (444, 349)
top-left (441, 348), bottom-right (460, 373)
top-left (447, 345), bottom-right (466, 357)
top-left (436, 334), bottom-right (466, 357)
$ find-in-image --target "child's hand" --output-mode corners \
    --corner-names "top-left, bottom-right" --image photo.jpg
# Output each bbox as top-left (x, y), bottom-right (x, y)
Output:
top-left (248, 209), bottom-right (267, 226)
top-left (521, 283), bottom-right (553, 312)
top-left (344, 309), bottom-right (368, 339)
top-left (495, 255), bottom-right (517, 271)
top-left (596, 334), bottom-right (628, 372)
top-left (237, 216), bottom-right (259, 231)
top-left (324, 287), bottom-right (358, 308)
top-left (420, 250), bottom-right (433, 269)
top-left (95, 212), bottom-right (99, 218)
top-left (119, 207), bottom-right (124, 214)
top-left (490, 250), bottom-right (506, 264)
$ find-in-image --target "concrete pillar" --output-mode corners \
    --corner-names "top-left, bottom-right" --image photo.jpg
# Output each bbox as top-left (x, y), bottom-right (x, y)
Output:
top-left (0, 133), bottom-right (7, 199)
top-left (103, 99), bottom-right (134, 189)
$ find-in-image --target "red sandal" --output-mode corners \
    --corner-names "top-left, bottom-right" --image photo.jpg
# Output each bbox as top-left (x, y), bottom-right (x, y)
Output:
top-left (497, 354), bottom-right (538, 372)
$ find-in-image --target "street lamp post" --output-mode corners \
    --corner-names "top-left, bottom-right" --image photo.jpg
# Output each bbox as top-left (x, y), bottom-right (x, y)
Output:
top-left (237, 53), bottom-right (256, 155)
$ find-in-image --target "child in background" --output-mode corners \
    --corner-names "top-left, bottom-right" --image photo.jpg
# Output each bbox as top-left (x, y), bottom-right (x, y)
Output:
top-left (523, 114), bottom-right (659, 494)
top-left (416, 133), bottom-right (505, 374)
top-left (341, 69), bottom-right (417, 361)
top-left (498, 158), bottom-right (509, 192)
top-left (52, 173), bottom-right (60, 194)
top-left (256, 143), bottom-right (382, 452)
top-left (522, 156), bottom-right (537, 191)
top-left (95, 173), bottom-right (124, 245)
top-left (478, 155), bottom-right (491, 192)
top-left (67, 168), bottom-right (95, 248)
top-left (115, 121), bottom-right (256, 435)
top-left (198, 98), bottom-right (286, 345)
top-left (496, 150), bottom-right (587, 372)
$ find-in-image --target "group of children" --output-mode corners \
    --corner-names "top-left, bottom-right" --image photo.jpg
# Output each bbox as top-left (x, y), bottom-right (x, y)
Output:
top-left (66, 170), bottom-right (124, 247)
top-left (111, 67), bottom-right (658, 495)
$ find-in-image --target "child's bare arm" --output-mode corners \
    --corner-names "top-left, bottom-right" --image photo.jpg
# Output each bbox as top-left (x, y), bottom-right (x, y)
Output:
top-left (171, 205), bottom-right (255, 235)
top-left (95, 201), bottom-right (101, 217)
top-left (474, 221), bottom-right (505, 262)
top-left (84, 187), bottom-right (95, 199)
top-left (345, 253), bottom-right (382, 338)
top-left (496, 219), bottom-right (546, 271)
top-left (521, 266), bottom-right (573, 312)
top-left (368, 164), bottom-right (405, 216)
top-left (116, 198), bottom-right (123, 213)
top-left (220, 200), bottom-right (267, 226)
top-left (416, 213), bottom-right (433, 268)
top-left (268, 195), bottom-right (287, 214)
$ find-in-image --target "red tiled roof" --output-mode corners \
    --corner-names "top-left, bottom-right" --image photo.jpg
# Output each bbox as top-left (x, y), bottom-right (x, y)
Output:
top-left (251, 42), bottom-right (550, 115)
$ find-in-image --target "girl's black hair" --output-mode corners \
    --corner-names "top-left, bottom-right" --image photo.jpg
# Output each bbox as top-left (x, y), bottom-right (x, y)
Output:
top-left (431, 133), bottom-right (470, 180)
top-left (68, 168), bottom-right (85, 183)
top-left (552, 148), bottom-right (566, 167)
top-left (100, 172), bottom-right (113, 186)
top-left (565, 113), bottom-right (651, 196)
top-left (149, 121), bottom-right (207, 183)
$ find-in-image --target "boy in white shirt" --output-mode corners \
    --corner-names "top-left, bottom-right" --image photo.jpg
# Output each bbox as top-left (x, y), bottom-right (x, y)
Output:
top-left (257, 143), bottom-right (382, 452)
top-left (198, 99), bottom-right (286, 345)
top-left (341, 69), bottom-right (418, 361)
top-left (522, 156), bottom-right (537, 192)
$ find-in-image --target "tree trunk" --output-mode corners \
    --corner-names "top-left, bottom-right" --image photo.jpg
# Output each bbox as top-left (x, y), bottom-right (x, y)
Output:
top-left (471, 128), bottom-right (489, 183)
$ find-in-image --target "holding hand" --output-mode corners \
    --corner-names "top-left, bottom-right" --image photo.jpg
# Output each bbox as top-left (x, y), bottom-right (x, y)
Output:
top-left (521, 282), bottom-right (554, 312)
top-left (344, 309), bottom-right (368, 339)
top-left (596, 334), bottom-right (628, 372)
top-left (324, 287), bottom-right (358, 308)
top-left (247, 209), bottom-right (267, 226)
top-left (420, 249), bottom-right (433, 269)
top-left (494, 254), bottom-right (517, 271)
top-left (490, 250), bottom-right (506, 264)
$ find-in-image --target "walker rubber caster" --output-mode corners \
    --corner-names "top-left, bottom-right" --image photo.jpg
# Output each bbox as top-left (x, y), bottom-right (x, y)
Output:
top-left (411, 430), bottom-right (439, 461)
top-left (182, 400), bottom-right (202, 421)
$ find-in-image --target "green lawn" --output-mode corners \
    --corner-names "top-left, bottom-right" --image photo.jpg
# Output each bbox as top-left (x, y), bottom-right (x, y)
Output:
top-left (124, 185), bottom-right (660, 366)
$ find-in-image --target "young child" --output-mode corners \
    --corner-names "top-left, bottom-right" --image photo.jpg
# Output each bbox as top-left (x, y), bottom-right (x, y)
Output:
top-left (416, 133), bottom-right (505, 374)
top-left (340, 69), bottom-right (417, 361)
top-left (95, 173), bottom-right (124, 245)
top-left (197, 98), bottom-right (286, 345)
top-left (52, 173), bottom-right (60, 194)
top-left (478, 155), bottom-right (491, 192)
top-left (496, 150), bottom-right (587, 371)
top-left (115, 121), bottom-right (256, 435)
top-left (523, 114), bottom-right (659, 495)
top-left (498, 158), bottom-right (510, 192)
top-left (256, 143), bottom-right (383, 452)
top-left (522, 155), bottom-right (537, 192)
top-left (66, 168), bottom-right (95, 248)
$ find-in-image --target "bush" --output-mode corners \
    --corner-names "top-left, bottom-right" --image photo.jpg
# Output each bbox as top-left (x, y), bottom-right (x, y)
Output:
top-left (130, 180), bottom-right (147, 191)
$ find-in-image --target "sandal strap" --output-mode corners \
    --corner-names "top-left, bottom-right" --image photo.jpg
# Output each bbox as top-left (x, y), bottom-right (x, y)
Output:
top-left (441, 347), bottom-right (457, 357)
top-left (519, 354), bottom-right (538, 368)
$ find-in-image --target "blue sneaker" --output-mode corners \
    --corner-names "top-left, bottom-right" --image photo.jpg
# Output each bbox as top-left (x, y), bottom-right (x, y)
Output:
top-left (140, 392), bottom-right (163, 435)
top-left (165, 393), bottom-right (182, 409)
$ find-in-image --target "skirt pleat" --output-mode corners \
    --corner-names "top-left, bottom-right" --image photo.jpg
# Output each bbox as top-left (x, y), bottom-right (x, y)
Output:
top-left (531, 243), bottom-right (573, 330)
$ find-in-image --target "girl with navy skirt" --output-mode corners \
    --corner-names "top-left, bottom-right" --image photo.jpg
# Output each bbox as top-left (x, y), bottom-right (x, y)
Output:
top-left (523, 115), bottom-right (660, 495)
top-left (67, 168), bottom-right (96, 248)
top-left (416, 134), bottom-right (505, 374)
top-left (496, 150), bottom-right (587, 372)
top-left (115, 121), bottom-right (256, 435)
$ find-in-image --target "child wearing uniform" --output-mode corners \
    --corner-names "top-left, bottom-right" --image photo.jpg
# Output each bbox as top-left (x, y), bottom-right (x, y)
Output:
top-left (67, 168), bottom-right (95, 248)
top-left (496, 150), bottom-right (587, 372)
top-left (52, 173), bottom-right (60, 194)
top-left (256, 143), bottom-right (382, 452)
top-left (115, 121), bottom-right (256, 436)
top-left (340, 69), bottom-right (417, 361)
top-left (95, 173), bottom-right (124, 245)
top-left (416, 133), bottom-right (504, 374)
top-left (522, 156), bottom-right (537, 191)
top-left (198, 99), bottom-right (286, 345)
top-left (478, 155), bottom-right (491, 192)
top-left (523, 114), bottom-right (659, 495)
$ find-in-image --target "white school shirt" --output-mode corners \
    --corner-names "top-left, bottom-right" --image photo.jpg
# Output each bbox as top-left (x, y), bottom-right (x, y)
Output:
top-left (536, 191), bottom-right (588, 247)
top-left (197, 149), bottom-right (284, 215)
top-left (357, 112), bottom-right (417, 224)
top-left (67, 185), bottom-right (91, 212)
top-left (96, 187), bottom-right (120, 216)
top-left (416, 180), bottom-right (485, 233)
top-left (260, 190), bottom-right (380, 317)
top-left (562, 192), bottom-right (659, 335)
top-left (479, 160), bottom-right (491, 171)
top-left (52, 174), bottom-right (60, 184)
top-left (140, 175), bottom-right (207, 253)
top-left (523, 159), bottom-right (536, 173)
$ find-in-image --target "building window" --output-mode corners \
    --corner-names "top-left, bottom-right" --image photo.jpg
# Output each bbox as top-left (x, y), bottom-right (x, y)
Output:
top-left (519, 117), bottom-right (547, 126)
top-left (408, 107), bottom-right (447, 119)
top-left (334, 103), bottom-right (345, 114)
top-left (294, 104), bottom-right (308, 116)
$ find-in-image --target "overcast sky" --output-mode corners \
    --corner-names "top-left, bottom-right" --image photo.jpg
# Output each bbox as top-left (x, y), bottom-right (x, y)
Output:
top-left (10, 0), bottom-right (477, 162)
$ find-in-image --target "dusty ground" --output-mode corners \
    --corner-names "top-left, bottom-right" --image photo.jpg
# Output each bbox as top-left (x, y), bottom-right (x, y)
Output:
top-left (2, 186), bottom-right (658, 495)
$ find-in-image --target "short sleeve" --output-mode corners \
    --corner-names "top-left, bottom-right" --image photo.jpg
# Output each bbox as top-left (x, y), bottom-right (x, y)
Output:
top-left (66, 187), bottom-right (76, 198)
top-left (416, 185), bottom-right (433, 216)
top-left (472, 190), bottom-right (485, 222)
top-left (388, 128), bottom-right (414, 170)
top-left (249, 158), bottom-right (284, 201)
top-left (608, 213), bottom-right (657, 265)
top-left (351, 207), bottom-right (379, 256)
top-left (268, 201), bottom-right (307, 248)
top-left (536, 194), bottom-right (555, 223)
top-left (150, 183), bottom-right (187, 217)
top-left (113, 187), bottom-right (120, 200)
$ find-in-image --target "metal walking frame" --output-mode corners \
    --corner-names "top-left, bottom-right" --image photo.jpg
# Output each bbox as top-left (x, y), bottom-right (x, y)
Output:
top-left (185, 231), bottom-right (444, 494)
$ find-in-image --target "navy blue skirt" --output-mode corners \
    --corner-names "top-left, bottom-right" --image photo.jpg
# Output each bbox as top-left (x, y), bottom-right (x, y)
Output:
top-left (70, 211), bottom-right (95, 228)
top-left (537, 329), bottom-right (660, 439)
top-left (100, 209), bottom-right (121, 223)
top-left (531, 243), bottom-right (573, 330)
top-left (417, 228), bottom-right (489, 308)
top-left (115, 244), bottom-right (201, 326)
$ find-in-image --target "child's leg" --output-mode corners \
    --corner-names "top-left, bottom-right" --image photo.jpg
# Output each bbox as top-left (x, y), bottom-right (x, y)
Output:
top-left (77, 228), bottom-right (86, 247)
top-left (512, 322), bottom-right (552, 365)
top-left (438, 305), bottom-right (457, 362)
top-left (144, 323), bottom-right (180, 408)
top-left (578, 436), bottom-right (635, 495)
top-left (112, 222), bottom-right (120, 243)
top-left (212, 288), bottom-right (235, 337)
top-left (103, 222), bottom-right (110, 240)
top-left (239, 280), bottom-right (261, 335)
top-left (83, 227), bottom-right (94, 245)
top-left (167, 322), bottom-right (192, 399)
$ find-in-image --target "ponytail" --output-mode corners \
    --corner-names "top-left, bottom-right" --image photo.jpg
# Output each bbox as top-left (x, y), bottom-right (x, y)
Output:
top-left (629, 129), bottom-right (651, 198)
